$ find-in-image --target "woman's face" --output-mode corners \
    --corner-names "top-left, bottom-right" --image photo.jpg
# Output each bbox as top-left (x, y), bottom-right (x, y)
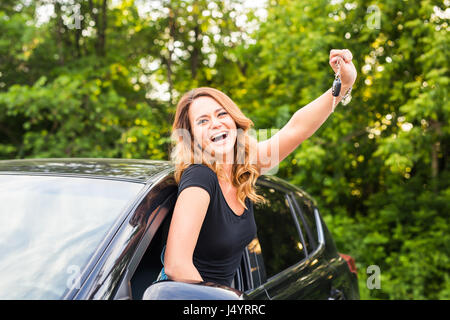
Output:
top-left (188, 96), bottom-right (237, 163)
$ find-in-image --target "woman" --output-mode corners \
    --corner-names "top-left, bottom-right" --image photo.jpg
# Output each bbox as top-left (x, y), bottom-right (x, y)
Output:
top-left (161, 49), bottom-right (357, 287)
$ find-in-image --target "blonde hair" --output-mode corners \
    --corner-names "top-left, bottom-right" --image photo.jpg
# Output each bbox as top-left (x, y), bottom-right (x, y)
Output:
top-left (170, 87), bottom-right (266, 209)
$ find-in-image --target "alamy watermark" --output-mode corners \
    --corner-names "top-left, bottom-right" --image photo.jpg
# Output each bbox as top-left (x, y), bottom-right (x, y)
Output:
top-left (66, 265), bottom-right (81, 290)
top-left (366, 265), bottom-right (381, 290)
top-left (67, 3), bottom-right (82, 30)
top-left (366, 5), bottom-right (381, 30)
top-left (171, 127), bottom-right (281, 175)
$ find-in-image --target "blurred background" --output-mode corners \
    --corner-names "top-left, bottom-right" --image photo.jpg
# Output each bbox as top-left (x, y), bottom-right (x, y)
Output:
top-left (0, 0), bottom-right (448, 299)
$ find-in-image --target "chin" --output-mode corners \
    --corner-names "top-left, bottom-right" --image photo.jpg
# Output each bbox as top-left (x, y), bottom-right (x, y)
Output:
top-left (207, 142), bottom-right (236, 163)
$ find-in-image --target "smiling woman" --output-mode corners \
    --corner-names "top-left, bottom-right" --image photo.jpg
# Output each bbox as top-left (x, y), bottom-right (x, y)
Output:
top-left (169, 87), bottom-right (263, 208)
top-left (162, 48), bottom-right (356, 287)
top-left (162, 87), bottom-right (265, 286)
top-left (191, 101), bottom-right (238, 162)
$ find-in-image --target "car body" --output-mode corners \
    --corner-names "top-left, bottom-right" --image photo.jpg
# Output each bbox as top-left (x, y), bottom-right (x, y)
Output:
top-left (0, 158), bottom-right (359, 300)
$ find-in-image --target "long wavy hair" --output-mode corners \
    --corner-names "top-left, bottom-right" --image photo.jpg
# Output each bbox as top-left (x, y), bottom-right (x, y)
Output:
top-left (170, 87), bottom-right (266, 209)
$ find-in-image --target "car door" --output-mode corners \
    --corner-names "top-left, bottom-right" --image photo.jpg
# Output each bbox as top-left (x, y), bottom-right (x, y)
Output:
top-left (291, 190), bottom-right (359, 300)
top-left (245, 181), bottom-right (333, 300)
top-left (288, 191), bottom-right (337, 299)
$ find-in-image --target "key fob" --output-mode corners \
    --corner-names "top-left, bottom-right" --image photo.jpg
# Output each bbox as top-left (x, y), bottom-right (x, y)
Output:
top-left (332, 77), bottom-right (341, 97)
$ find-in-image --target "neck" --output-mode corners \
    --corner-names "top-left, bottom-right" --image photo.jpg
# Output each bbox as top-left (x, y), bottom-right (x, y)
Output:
top-left (215, 150), bottom-right (234, 177)
top-left (215, 161), bottom-right (233, 185)
top-left (221, 162), bottom-right (233, 177)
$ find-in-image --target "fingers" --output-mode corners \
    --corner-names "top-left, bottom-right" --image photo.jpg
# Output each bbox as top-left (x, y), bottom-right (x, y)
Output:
top-left (345, 49), bottom-right (353, 61)
top-left (330, 49), bottom-right (353, 64)
top-left (330, 56), bottom-right (343, 66)
top-left (330, 49), bottom-right (352, 61)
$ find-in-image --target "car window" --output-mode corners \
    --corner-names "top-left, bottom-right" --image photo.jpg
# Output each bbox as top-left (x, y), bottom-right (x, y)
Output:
top-left (246, 238), bottom-right (267, 288)
top-left (0, 175), bottom-right (144, 299)
top-left (253, 184), bottom-right (306, 279)
top-left (291, 192), bottom-right (319, 254)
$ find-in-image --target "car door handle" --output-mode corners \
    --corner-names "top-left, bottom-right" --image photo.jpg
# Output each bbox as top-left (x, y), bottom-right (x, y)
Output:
top-left (328, 288), bottom-right (345, 300)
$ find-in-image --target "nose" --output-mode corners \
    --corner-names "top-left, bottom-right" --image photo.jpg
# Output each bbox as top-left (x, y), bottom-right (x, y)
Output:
top-left (210, 115), bottom-right (223, 129)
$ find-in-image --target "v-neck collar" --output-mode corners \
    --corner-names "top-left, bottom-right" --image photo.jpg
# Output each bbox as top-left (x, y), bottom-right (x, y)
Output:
top-left (217, 178), bottom-right (248, 217)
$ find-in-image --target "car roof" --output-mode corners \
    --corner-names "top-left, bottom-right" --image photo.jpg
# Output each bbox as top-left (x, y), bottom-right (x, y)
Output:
top-left (0, 158), bottom-right (317, 206)
top-left (0, 158), bottom-right (174, 184)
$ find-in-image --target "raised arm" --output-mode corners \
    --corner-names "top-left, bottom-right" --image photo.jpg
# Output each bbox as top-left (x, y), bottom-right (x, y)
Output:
top-left (164, 187), bottom-right (210, 282)
top-left (254, 49), bottom-right (357, 174)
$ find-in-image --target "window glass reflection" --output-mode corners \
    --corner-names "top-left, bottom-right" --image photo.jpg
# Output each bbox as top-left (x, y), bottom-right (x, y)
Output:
top-left (292, 192), bottom-right (319, 253)
top-left (246, 237), bottom-right (266, 288)
top-left (253, 185), bottom-right (306, 279)
top-left (0, 175), bottom-right (144, 299)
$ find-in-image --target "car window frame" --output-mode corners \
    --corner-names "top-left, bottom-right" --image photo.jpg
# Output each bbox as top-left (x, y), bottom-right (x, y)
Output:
top-left (112, 171), bottom-right (178, 300)
top-left (286, 194), bottom-right (310, 256)
top-left (244, 186), bottom-right (327, 293)
top-left (242, 236), bottom-right (268, 292)
top-left (238, 248), bottom-right (253, 291)
top-left (288, 192), bottom-right (318, 252)
top-left (258, 206), bottom-right (326, 291)
top-left (245, 181), bottom-right (309, 289)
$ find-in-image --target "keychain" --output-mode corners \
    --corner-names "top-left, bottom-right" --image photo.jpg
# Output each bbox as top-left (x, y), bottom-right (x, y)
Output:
top-left (331, 58), bottom-right (342, 112)
top-left (331, 58), bottom-right (352, 112)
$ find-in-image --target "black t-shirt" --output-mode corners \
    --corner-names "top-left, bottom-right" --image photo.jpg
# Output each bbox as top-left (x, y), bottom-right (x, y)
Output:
top-left (176, 164), bottom-right (257, 286)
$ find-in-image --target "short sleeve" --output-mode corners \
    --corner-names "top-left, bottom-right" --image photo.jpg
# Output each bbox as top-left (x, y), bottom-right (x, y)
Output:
top-left (177, 164), bottom-right (216, 198)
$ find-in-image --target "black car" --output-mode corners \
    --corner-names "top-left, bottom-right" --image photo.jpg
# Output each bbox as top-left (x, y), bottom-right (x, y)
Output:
top-left (0, 158), bottom-right (359, 300)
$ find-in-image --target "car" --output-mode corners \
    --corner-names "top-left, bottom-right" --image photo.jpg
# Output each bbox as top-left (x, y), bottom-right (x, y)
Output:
top-left (0, 158), bottom-right (359, 300)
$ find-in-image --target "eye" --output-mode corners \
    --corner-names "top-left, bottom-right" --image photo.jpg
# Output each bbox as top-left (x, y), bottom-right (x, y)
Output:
top-left (197, 119), bottom-right (208, 125)
top-left (218, 111), bottom-right (228, 117)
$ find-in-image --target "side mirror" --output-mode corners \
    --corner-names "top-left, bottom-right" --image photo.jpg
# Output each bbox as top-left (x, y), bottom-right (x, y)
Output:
top-left (142, 280), bottom-right (245, 300)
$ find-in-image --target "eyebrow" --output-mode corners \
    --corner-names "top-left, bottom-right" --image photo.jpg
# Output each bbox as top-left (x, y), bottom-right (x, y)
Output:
top-left (195, 108), bottom-right (225, 122)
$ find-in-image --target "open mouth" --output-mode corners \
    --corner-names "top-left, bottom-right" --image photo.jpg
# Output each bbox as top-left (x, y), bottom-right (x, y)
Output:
top-left (210, 131), bottom-right (229, 143)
